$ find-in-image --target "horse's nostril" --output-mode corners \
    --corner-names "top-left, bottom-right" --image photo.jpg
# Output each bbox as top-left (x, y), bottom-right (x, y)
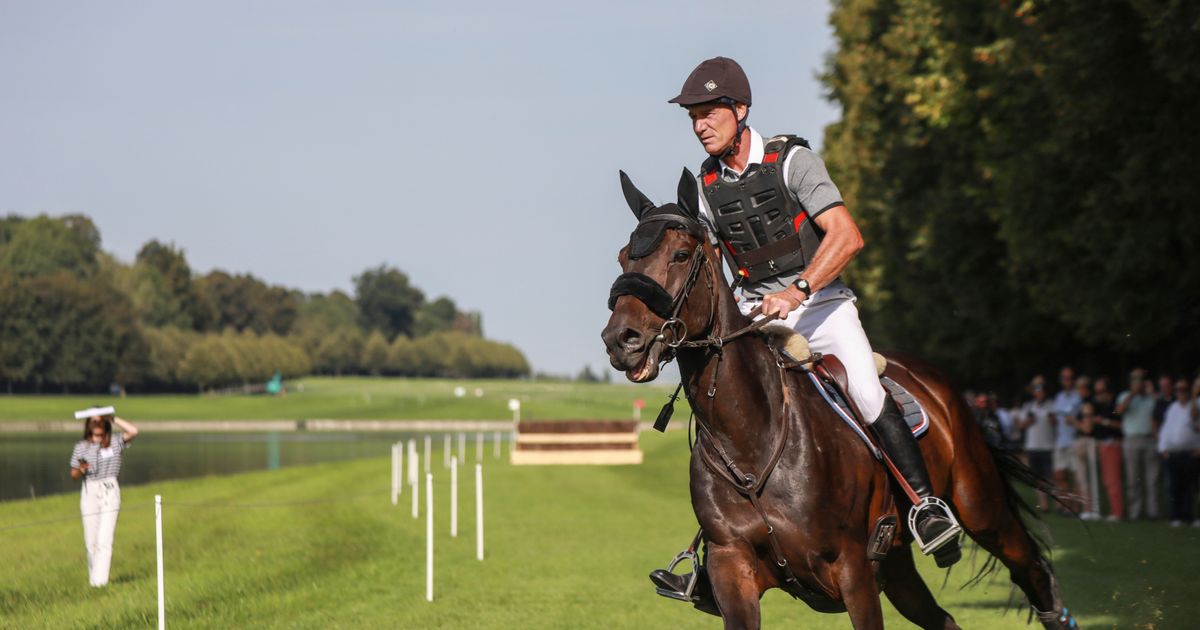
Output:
top-left (620, 329), bottom-right (643, 349)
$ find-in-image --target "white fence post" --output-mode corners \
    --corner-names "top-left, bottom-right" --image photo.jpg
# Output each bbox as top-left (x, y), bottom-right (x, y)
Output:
top-left (426, 473), bottom-right (434, 602)
top-left (407, 440), bottom-right (417, 485)
top-left (457, 433), bottom-right (465, 466)
top-left (475, 432), bottom-right (482, 462)
top-left (424, 435), bottom-right (431, 474)
top-left (493, 431), bottom-right (500, 459)
top-left (444, 434), bottom-right (451, 469)
top-left (155, 495), bottom-right (165, 630)
top-left (475, 464), bottom-right (484, 561)
top-left (391, 443), bottom-right (400, 505)
top-left (409, 439), bottom-right (419, 519)
top-left (451, 456), bottom-right (458, 538)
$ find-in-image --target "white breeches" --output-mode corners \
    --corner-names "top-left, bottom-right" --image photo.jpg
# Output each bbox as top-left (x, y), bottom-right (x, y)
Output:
top-left (741, 282), bottom-right (888, 422)
top-left (80, 478), bottom-right (121, 587)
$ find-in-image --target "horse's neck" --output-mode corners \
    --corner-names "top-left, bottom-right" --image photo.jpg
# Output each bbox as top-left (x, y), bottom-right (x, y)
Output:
top-left (677, 284), bottom-right (785, 461)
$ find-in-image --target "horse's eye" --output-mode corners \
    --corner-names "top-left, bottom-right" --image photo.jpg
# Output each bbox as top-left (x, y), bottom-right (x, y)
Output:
top-left (672, 250), bottom-right (690, 263)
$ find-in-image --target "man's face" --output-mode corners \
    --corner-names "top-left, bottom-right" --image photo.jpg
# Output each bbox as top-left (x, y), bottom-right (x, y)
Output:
top-left (1158, 376), bottom-right (1172, 397)
top-left (1059, 368), bottom-right (1074, 389)
top-left (687, 103), bottom-right (745, 156)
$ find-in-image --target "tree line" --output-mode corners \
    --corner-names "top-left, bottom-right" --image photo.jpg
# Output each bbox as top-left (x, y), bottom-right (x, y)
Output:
top-left (822, 0), bottom-right (1199, 391)
top-left (0, 214), bottom-right (529, 392)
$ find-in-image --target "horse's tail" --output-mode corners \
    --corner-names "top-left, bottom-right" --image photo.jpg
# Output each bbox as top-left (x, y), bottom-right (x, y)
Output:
top-left (964, 440), bottom-right (1073, 588)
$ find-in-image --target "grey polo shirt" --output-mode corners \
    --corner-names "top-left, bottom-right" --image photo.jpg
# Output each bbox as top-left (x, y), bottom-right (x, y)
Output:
top-left (696, 127), bottom-right (846, 299)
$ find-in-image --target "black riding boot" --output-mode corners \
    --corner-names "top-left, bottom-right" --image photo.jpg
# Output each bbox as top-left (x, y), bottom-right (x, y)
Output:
top-left (869, 398), bottom-right (963, 567)
top-left (649, 566), bottom-right (719, 616)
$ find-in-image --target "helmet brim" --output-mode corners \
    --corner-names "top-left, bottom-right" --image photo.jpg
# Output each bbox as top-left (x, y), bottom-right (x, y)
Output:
top-left (668, 93), bottom-right (726, 106)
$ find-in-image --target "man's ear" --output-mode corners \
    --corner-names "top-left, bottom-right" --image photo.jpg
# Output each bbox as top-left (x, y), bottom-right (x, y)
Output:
top-left (619, 170), bottom-right (656, 219)
top-left (676, 168), bottom-right (700, 219)
top-left (736, 103), bottom-right (748, 122)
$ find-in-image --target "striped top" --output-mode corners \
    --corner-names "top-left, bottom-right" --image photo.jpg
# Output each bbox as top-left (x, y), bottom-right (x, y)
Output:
top-left (69, 434), bottom-right (131, 481)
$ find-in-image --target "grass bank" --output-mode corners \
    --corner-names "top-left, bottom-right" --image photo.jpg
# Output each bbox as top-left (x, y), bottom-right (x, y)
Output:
top-left (0, 435), bottom-right (1192, 628)
top-left (0, 377), bottom-right (674, 423)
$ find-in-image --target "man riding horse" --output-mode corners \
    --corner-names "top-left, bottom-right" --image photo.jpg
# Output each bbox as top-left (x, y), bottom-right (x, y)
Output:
top-left (650, 56), bottom-right (963, 600)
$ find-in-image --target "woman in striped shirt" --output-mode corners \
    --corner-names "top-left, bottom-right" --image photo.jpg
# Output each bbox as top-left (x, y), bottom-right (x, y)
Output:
top-left (69, 411), bottom-right (139, 587)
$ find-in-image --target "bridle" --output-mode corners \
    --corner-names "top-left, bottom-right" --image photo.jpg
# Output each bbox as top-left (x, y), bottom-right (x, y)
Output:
top-left (607, 213), bottom-right (718, 365)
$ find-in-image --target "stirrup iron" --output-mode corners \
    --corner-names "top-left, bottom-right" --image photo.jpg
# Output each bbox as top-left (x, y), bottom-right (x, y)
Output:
top-left (907, 496), bottom-right (962, 555)
top-left (654, 548), bottom-right (700, 602)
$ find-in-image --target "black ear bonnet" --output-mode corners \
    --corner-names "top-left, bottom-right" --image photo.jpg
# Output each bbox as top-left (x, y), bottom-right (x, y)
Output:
top-left (609, 169), bottom-right (707, 318)
top-left (627, 204), bottom-right (700, 259)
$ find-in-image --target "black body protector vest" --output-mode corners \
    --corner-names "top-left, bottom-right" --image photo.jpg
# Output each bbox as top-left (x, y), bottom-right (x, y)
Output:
top-left (702, 135), bottom-right (823, 284)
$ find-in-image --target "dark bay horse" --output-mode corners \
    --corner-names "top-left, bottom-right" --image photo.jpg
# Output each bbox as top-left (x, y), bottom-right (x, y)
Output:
top-left (601, 170), bottom-right (1078, 630)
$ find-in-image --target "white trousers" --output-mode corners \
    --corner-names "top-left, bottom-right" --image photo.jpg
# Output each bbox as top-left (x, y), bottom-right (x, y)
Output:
top-left (742, 282), bottom-right (888, 422)
top-left (80, 478), bottom-right (121, 587)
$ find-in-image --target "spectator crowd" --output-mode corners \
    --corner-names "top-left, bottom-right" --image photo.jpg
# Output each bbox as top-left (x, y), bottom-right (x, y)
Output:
top-left (969, 367), bottom-right (1200, 527)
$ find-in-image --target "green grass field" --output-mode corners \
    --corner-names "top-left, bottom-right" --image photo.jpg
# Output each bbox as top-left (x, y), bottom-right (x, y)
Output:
top-left (1, 435), bottom-right (1194, 628)
top-left (0, 377), bottom-right (675, 422)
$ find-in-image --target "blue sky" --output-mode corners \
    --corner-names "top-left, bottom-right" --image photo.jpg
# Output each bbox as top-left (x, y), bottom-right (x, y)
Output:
top-left (0, 1), bottom-right (839, 376)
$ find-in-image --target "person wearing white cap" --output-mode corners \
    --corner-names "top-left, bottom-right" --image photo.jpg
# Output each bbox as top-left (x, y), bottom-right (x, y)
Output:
top-left (68, 406), bottom-right (138, 587)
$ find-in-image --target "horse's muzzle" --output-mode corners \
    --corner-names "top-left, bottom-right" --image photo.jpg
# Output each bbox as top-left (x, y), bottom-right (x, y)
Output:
top-left (601, 321), bottom-right (663, 382)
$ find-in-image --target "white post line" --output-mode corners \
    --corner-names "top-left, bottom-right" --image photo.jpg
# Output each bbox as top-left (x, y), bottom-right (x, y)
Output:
top-left (443, 434), bottom-right (451, 469)
top-left (390, 443), bottom-right (399, 505)
top-left (407, 440), bottom-right (417, 485)
top-left (155, 495), bottom-right (165, 630)
top-left (457, 433), bottom-right (465, 466)
top-left (409, 440), bottom-right (419, 519)
top-left (397, 442), bottom-right (404, 498)
top-left (475, 432), bottom-right (482, 462)
top-left (424, 435), bottom-right (431, 474)
top-left (425, 473), bottom-right (434, 602)
top-left (493, 431), bottom-right (500, 459)
top-left (475, 464), bottom-right (484, 561)
top-left (451, 456), bottom-right (458, 538)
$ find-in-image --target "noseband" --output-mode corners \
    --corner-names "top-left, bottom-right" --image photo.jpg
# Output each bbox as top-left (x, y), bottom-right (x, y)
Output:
top-left (607, 214), bottom-right (715, 352)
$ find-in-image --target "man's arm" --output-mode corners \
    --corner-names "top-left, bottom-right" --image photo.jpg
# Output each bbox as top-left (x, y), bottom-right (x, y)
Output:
top-left (760, 147), bottom-right (862, 318)
top-left (760, 204), bottom-right (863, 318)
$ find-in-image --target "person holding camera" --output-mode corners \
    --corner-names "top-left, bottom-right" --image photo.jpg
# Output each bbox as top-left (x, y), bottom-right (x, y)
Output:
top-left (69, 408), bottom-right (139, 587)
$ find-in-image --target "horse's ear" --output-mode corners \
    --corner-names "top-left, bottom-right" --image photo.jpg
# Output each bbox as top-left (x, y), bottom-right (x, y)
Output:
top-left (619, 170), bottom-right (655, 219)
top-left (676, 168), bottom-right (700, 219)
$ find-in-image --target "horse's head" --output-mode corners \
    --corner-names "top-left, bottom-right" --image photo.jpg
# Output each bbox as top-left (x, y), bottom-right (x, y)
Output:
top-left (602, 169), bottom-right (719, 383)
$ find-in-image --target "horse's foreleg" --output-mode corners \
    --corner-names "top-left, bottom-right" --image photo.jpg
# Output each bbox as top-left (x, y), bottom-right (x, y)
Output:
top-left (705, 544), bottom-right (762, 630)
top-left (836, 555), bottom-right (884, 630)
top-left (880, 545), bottom-right (960, 630)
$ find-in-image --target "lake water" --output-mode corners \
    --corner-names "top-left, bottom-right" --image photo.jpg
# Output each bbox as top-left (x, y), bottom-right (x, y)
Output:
top-left (0, 431), bottom-right (505, 502)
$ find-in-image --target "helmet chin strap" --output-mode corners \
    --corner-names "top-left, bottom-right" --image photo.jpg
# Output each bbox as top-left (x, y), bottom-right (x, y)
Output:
top-left (717, 98), bottom-right (749, 159)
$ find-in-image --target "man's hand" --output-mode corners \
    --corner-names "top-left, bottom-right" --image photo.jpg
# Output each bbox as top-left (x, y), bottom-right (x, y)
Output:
top-left (760, 285), bottom-right (808, 319)
top-left (78, 460), bottom-right (90, 473)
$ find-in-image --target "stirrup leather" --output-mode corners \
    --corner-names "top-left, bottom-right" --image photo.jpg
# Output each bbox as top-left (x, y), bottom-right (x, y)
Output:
top-left (907, 496), bottom-right (963, 555)
top-left (653, 548), bottom-right (700, 602)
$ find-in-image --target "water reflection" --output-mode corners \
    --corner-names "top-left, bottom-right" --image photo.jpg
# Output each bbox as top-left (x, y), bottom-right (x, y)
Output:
top-left (0, 432), bottom-right (500, 502)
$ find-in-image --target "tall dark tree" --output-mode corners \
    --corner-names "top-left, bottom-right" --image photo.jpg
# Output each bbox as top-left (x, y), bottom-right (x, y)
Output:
top-left (197, 270), bottom-right (299, 335)
top-left (0, 215), bottom-right (100, 279)
top-left (133, 240), bottom-right (212, 330)
top-left (23, 272), bottom-right (143, 391)
top-left (413, 296), bottom-right (458, 336)
top-left (353, 265), bottom-right (425, 340)
top-left (822, 0), bottom-right (1200, 388)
